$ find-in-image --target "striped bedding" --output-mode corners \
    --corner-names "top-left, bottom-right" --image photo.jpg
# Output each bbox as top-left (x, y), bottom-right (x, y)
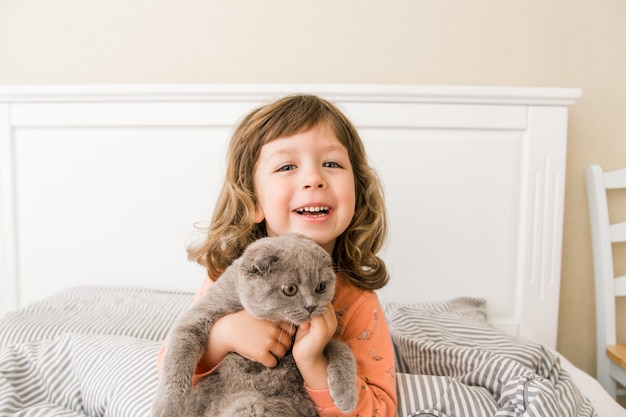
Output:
top-left (0, 287), bottom-right (192, 417)
top-left (0, 287), bottom-right (595, 417)
top-left (386, 299), bottom-right (596, 417)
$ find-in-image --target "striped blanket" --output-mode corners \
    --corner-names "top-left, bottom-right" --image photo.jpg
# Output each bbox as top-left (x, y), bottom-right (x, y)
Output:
top-left (0, 287), bottom-right (191, 417)
top-left (385, 299), bottom-right (596, 417)
top-left (0, 287), bottom-right (595, 417)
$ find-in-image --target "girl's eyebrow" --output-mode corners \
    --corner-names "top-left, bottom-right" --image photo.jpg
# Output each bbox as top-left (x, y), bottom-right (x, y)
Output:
top-left (267, 144), bottom-right (347, 156)
top-left (324, 145), bottom-right (346, 153)
top-left (264, 148), bottom-right (296, 161)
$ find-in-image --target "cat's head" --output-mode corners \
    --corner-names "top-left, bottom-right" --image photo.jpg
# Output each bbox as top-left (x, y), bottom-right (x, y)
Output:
top-left (237, 234), bottom-right (336, 325)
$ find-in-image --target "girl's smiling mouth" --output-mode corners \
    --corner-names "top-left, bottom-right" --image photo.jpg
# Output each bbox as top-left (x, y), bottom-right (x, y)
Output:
top-left (295, 206), bottom-right (331, 216)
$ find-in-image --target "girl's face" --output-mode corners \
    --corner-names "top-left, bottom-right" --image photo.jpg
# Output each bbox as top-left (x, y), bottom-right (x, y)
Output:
top-left (253, 124), bottom-right (356, 254)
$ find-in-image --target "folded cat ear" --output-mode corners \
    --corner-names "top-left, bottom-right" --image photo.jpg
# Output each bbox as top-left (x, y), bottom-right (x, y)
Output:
top-left (244, 253), bottom-right (280, 277)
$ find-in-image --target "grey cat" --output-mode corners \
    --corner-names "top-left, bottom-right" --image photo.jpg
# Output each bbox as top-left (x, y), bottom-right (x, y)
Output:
top-left (152, 234), bottom-right (358, 417)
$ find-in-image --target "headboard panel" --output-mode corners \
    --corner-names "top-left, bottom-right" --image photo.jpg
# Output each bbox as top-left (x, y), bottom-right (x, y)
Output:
top-left (0, 84), bottom-right (580, 349)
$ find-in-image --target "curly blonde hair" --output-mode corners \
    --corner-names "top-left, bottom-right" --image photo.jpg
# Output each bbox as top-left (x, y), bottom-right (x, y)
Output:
top-left (187, 94), bottom-right (389, 291)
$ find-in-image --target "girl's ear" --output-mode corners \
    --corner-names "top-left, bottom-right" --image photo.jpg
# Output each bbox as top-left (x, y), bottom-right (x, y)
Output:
top-left (253, 204), bottom-right (265, 224)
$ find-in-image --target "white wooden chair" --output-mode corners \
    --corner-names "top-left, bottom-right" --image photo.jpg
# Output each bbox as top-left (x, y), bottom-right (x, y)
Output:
top-left (586, 164), bottom-right (626, 398)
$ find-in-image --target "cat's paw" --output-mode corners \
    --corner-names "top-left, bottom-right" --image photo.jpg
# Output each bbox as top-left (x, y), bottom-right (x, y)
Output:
top-left (330, 385), bottom-right (359, 414)
top-left (325, 340), bottom-right (359, 413)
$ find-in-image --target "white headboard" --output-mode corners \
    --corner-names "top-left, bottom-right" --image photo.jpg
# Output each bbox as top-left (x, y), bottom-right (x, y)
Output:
top-left (0, 84), bottom-right (580, 349)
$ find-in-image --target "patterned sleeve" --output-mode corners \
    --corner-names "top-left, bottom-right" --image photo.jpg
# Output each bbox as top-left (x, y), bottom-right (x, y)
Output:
top-left (306, 285), bottom-right (397, 417)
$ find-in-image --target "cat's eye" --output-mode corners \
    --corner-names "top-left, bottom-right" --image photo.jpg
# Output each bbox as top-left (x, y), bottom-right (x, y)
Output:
top-left (281, 285), bottom-right (298, 296)
top-left (315, 282), bottom-right (327, 293)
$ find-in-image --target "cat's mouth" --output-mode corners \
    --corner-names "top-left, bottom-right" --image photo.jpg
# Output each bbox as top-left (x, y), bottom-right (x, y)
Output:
top-left (295, 206), bottom-right (330, 217)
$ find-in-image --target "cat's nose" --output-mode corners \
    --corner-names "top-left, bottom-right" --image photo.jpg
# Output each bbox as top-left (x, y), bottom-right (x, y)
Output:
top-left (305, 305), bottom-right (317, 313)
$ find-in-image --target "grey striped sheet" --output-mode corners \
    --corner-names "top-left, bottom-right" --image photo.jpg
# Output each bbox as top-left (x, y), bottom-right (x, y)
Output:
top-left (0, 333), bottom-right (161, 417)
top-left (0, 287), bottom-right (192, 417)
top-left (396, 372), bottom-right (499, 417)
top-left (387, 299), bottom-right (596, 417)
top-left (0, 288), bottom-right (598, 417)
top-left (0, 286), bottom-right (193, 348)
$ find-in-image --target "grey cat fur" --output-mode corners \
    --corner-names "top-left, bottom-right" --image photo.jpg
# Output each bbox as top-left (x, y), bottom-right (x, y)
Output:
top-left (152, 234), bottom-right (358, 417)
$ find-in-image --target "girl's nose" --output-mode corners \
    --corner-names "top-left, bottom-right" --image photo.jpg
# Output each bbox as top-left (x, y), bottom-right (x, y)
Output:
top-left (303, 169), bottom-right (327, 189)
top-left (304, 181), bottom-right (325, 189)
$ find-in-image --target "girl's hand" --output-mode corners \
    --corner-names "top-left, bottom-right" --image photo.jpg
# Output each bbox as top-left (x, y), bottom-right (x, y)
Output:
top-left (292, 303), bottom-right (337, 389)
top-left (200, 309), bottom-right (296, 370)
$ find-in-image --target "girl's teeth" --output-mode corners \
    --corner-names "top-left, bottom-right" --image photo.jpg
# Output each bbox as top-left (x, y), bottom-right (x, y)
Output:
top-left (297, 207), bottom-right (329, 214)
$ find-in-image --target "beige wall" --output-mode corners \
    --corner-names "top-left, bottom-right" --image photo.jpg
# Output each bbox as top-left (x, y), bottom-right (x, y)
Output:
top-left (1, 0), bottom-right (625, 377)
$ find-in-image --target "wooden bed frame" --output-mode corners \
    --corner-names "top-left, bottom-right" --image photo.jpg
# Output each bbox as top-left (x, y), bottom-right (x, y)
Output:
top-left (0, 84), bottom-right (580, 350)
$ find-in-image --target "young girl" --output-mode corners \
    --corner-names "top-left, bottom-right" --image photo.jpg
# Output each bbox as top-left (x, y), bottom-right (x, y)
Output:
top-left (159, 94), bottom-right (397, 416)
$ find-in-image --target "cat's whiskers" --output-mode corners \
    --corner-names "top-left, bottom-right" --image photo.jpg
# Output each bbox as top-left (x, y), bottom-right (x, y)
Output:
top-left (270, 321), bottom-right (297, 355)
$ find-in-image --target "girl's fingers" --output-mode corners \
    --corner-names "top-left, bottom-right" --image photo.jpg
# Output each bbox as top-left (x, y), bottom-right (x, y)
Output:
top-left (278, 321), bottom-right (297, 337)
top-left (269, 339), bottom-right (288, 359)
top-left (258, 322), bottom-right (294, 361)
top-left (257, 351), bottom-right (278, 368)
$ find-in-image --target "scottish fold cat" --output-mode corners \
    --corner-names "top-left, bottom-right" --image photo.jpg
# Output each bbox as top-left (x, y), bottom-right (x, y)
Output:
top-left (153, 234), bottom-right (358, 417)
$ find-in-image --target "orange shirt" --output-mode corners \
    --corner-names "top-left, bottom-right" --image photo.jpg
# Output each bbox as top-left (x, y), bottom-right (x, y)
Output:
top-left (158, 274), bottom-right (397, 417)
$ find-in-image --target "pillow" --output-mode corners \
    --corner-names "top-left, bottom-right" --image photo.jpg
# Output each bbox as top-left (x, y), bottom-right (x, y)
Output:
top-left (0, 333), bottom-right (161, 417)
top-left (386, 297), bottom-right (595, 417)
top-left (0, 286), bottom-right (194, 348)
top-left (384, 297), bottom-right (487, 374)
top-left (384, 296), bottom-right (487, 323)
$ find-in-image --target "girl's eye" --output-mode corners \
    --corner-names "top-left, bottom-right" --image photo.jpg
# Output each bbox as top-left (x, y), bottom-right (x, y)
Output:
top-left (315, 282), bottom-right (327, 293)
top-left (281, 285), bottom-right (298, 296)
top-left (277, 164), bottom-right (296, 172)
top-left (323, 161), bottom-right (341, 168)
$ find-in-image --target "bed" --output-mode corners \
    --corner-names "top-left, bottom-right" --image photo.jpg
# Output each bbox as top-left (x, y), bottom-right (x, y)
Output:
top-left (0, 83), bottom-right (622, 416)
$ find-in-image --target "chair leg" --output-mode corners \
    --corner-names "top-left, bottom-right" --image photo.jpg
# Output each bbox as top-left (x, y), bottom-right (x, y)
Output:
top-left (598, 356), bottom-right (618, 398)
top-left (609, 361), bottom-right (626, 399)
top-left (598, 375), bottom-right (618, 398)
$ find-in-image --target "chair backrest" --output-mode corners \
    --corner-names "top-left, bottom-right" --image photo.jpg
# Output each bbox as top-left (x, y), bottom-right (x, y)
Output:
top-left (586, 164), bottom-right (626, 390)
